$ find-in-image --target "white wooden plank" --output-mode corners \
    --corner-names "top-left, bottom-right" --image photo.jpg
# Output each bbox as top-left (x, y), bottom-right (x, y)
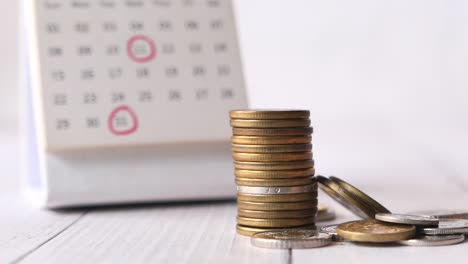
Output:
top-left (0, 132), bottom-right (86, 263)
top-left (0, 193), bottom-right (85, 263)
top-left (19, 202), bottom-right (289, 264)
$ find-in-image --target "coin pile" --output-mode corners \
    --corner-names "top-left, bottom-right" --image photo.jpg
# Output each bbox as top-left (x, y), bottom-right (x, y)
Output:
top-left (316, 176), bottom-right (468, 247)
top-left (249, 175), bottom-right (468, 248)
top-left (230, 110), bottom-right (317, 236)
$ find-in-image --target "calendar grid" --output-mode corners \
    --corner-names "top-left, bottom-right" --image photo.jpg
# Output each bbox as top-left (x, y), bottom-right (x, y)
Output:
top-left (29, 0), bottom-right (247, 150)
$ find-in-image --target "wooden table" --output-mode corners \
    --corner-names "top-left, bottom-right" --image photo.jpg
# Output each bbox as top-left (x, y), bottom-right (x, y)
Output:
top-left (2, 131), bottom-right (468, 264)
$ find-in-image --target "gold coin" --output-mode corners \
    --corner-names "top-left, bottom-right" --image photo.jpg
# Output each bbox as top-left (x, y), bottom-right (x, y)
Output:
top-left (233, 127), bottom-right (313, 136)
top-left (237, 200), bottom-right (318, 211)
top-left (330, 176), bottom-right (391, 215)
top-left (236, 224), bottom-right (317, 237)
top-left (237, 216), bottom-right (316, 228)
top-left (237, 192), bottom-right (318, 203)
top-left (231, 144), bottom-right (312, 153)
top-left (230, 119), bottom-right (311, 128)
top-left (230, 110), bottom-right (310, 120)
top-left (337, 219), bottom-right (416, 243)
top-left (235, 168), bottom-right (315, 179)
top-left (316, 206), bottom-right (336, 222)
top-left (236, 177), bottom-right (316, 187)
top-left (231, 135), bottom-right (312, 145)
top-left (234, 160), bottom-right (314, 171)
top-left (238, 209), bottom-right (317, 219)
top-left (232, 152), bottom-right (313, 162)
top-left (317, 176), bottom-right (376, 219)
top-left (318, 204), bottom-right (328, 213)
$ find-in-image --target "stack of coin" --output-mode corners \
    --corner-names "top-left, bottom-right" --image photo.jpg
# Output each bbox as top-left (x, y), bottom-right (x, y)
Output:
top-left (230, 110), bottom-right (317, 236)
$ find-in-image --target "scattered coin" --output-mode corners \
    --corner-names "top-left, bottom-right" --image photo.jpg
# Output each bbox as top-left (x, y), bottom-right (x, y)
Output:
top-left (316, 206), bottom-right (336, 222)
top-left (230, 110), bottom-right (310, 120)
top-left (234, 160), bottom-right (315, 171)
top-left (236, 224), bottom-right (317, 237)
top-left (409, 209), bottom-right (468, 220)
top-left (337, 219), bottom-right (416, 243)
top-left (398, 234), bottom-right (465, 246)
top-left (232, 144), bottom-right (312, 153)
top-left (232, 152), bottom-right (313, 162)
top-left (317, 176), bottom-right (375, 219)
top-left (235, 168), bottom-right (315, 179)
top-left (236, 177), bottom-right (315, 187)
top-left (237, 192), bottom-right (317, 203)
top-left (320, 224), bottom-right (345, 242)
top-left (420, 219), bottom-right (468, 235)
top-left (232, 127), bottom-right (313, 136)
top-left (237, 200), bottom-right (318, 211)
top-left (251, 230), bottom-right (332, 249)
top-left (330, 176), bottom-right (391, 215)
top-left (237, 184), bottom-right (316, 195)
top-left (230, 119), bottom-right (311, 128)
top-left (238, 209), bottom-right (317, 219)
top-left (237, 216), bottom-right (316, 228)
top-left (231, 135), bottom-right (312, 145)
top-left (376, 213), bottom-right (439, 226)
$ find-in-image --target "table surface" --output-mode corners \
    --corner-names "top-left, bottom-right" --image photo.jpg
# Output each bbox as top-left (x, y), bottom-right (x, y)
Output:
top-left (2, 131), bottom-right (468, 264)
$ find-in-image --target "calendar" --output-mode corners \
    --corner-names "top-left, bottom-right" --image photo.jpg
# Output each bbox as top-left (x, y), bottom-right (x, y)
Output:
top-left (21, 0), bottom-right (248, 207)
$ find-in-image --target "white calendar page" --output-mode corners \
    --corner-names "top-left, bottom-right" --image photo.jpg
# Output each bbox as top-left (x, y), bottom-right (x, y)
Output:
top-left (26, 0), bottom-right (247, 151)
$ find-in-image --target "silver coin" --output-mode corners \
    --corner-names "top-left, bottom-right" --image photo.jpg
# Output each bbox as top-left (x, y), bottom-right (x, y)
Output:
top-left (251, 230), bottom-right (332, 249)
top-left (409, 209), bottom-right (468, 220)
top-left (398, 234), bottom-right (465, 246)
top-left (317, 207), bottom-right (336, 222)
top-left (421, 219), bottom-right (468, 235)
top-left (237, 184), bottom-right (316, 195)
top-left (320, 224), bottom-right (345, 242)
top-left (376, 213), bottom-right (439, 226)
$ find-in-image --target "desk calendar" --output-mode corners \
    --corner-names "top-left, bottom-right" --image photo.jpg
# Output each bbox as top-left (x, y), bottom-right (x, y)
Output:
top-left (20, 0), bottom-right (248, 207)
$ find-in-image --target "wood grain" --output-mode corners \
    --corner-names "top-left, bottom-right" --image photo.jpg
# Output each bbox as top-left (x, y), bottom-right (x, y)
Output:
top-left (0, 194), bottom-right (85, 263)
top-left (19, 202), bottom-right (288, 264)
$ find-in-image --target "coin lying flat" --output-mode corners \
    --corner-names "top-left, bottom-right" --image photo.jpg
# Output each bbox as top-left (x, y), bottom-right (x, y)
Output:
top-left (237, 192), bottom-right (317, 203)
top-left (230, 110), bottom-right (310, 120)
top-left (398, 234), bottom-right (465, 246)
top-left (238, 209), bottom-right (317, 219)
top-left (235, 160), bottom-right (314, 171)
top-left (232, 135), bottom-right (312, 145)
top-left (420, 219), bottom-right (468, 235)
top-left (235, 168), bottom-right (315, 179)
top-left (230, 119), bottom-right (311, 128)
top-left (237, 184), bottom-right (316, 195)
top-left (237, 216), bottom-right (316, 228)
top-left (232, 152), bottom-right (313, 162)
top-left (232, 127), bottom-right (313, 136)
top-left (376, 213), bottom-right (439, 226)
top-left (337, 219), bottom-right (416, 243)
top-left (236, 224), bottom-right (317, 237)
top-left (317, 176), bottom-right (375, 219)
top-left (320, 224), bottom-right (345, 242)
top-left (236, 177), bottom-right (315, 187)
top-left (316, 206), bottom-right (336, 222)
top-left (409, 209), bottom-right (468, 220)
top-left (232, 144), bottom-right (312, 153)
top-left (237, 200), bottom-right (318, 211)
top-left (330, 176), bottom-right (391, 216)
top-left (251, 230), bottom-right (332, 249)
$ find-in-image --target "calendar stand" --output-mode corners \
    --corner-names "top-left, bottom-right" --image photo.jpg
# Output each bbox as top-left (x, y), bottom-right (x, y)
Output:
top-left (21, 0), bottom-right (247, 208)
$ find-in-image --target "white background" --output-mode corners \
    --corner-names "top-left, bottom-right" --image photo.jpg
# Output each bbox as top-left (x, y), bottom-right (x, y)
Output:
top-left (1, 0), bottom-right (467, 187)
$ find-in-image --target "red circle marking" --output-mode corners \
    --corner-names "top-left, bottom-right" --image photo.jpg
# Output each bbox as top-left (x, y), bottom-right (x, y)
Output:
top-left (127, 35), bottom-right (157, 63)
top-left (108, 105), bottom-right (139, 136)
